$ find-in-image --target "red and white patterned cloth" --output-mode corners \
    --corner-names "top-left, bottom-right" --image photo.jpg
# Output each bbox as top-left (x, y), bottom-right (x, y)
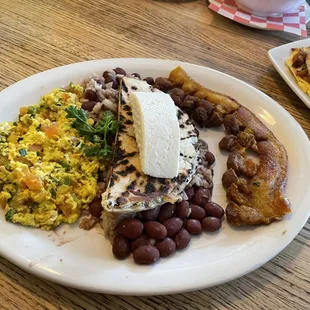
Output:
top-left (208, 0), bottom-right (308, 37)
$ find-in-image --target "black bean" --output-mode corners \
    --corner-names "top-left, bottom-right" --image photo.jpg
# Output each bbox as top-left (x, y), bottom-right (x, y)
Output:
top-left (202, 217), bottom-right (222, 232)
top-left (133, 245), bottom-right (160, 265)
top-left (89, 199), bottom-right (103, 218)
top-left (185, 219), bottom-right (202, 235)
top-left (116, 218), bottom-right (144, 239)
top-left (114, 67), bottom-right (127, 75)
top-left (144, 221), bottom-right (167, 240)
top-left (155, 237), bottom-right (176, 257)
top-left (175, 201), bottom-right (189, 219)
top-left (154, 77), bottom-right (173, 92)
top-left (105, 73), bottom-right (116, 84)
top-left (189, 204), bottom-right (206, 221)
top-left (192, 187), bottom-right (211, 206)
top-left (143, 77), bottom-right (154, 85)
top-left (163, 217), bottom-right (183, 237)
top-left (130, 234), bottom-right (151, 252)
top-left (205, 151), bottom-right (215, 166)
top-left (113, 235), bottom-right (130, 259)
top-left (104, 72), bottom-right (119, 89)
top-left (140, 206), bottom-right (160, 221)
top-left (174, 228), bottom-right (191, 250)
top-left (111, 79), bottom-right (119, 89)
top-left (82, 101), bottom-right (97, 112)
top-left (132, 73), bottom-right (141, 79)
top-left (157, 203), bottom-right (175, 223)
top-left (84, 89), bottom-right (98, 102)
top-left (103, 70), bottom-right (112, 79)
top-left (185, 187), bottom-right (195, 201)
top-left (203, 202), bottom-right (224, 219)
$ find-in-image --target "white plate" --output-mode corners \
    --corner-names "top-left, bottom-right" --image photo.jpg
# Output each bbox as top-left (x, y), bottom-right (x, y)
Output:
top-left (268, 38), bottom-right (310, 109)
top-left (208, 0), bottom-right (310, 29)
top-left (0, 59), bottom-right (310, 295)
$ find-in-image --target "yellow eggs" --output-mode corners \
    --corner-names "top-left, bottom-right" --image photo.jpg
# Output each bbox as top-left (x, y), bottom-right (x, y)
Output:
top-left (0, 86), bottom-right (103, 230)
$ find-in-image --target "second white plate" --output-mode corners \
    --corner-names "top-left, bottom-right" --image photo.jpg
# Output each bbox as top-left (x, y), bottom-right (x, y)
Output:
top-left (268, 38), bottom-right (310, 109)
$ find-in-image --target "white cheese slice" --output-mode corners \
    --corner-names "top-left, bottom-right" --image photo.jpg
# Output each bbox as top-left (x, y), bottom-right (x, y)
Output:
top-left (130, 92), bottom-right (180, 178)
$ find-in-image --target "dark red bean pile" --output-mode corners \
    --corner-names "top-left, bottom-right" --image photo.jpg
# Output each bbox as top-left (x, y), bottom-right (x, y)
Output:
top-left (112, 186), bottom-right (224, 265)
top-left (82, 70), bottom-right (221, 131)
top-left (80, 69), bottom-right (224, 265)
top-left (150, 76), bottom-right (223, 128)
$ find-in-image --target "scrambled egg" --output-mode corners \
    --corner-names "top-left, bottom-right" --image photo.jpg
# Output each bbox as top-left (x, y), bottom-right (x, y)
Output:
top-left (0, 84), bottom-right (102, 230)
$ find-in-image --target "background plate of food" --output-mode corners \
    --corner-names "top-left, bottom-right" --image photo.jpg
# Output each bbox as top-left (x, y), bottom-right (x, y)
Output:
top-left (269, 38), bottom-right (310, 109)
top-left (0, 58), bottom-right (309, 295)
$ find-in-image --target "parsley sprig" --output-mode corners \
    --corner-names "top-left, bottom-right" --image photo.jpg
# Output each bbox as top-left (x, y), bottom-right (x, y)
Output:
top-left (65, 106), bottom-right (118, 158)
top-left (5, 209), bottom-right (15, 221)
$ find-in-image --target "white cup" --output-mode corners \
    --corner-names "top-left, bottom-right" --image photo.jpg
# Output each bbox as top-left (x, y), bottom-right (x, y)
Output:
top-left (235, 0), bottom-right (305, 17)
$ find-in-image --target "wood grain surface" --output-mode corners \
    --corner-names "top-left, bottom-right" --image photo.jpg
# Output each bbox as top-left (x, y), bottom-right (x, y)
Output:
top-left (0, 0), bottom-right (310, 309)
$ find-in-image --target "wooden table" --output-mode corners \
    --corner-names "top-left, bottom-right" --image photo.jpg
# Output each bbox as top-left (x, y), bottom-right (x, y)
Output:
top-left (1, 0), bottom-right (310, 309)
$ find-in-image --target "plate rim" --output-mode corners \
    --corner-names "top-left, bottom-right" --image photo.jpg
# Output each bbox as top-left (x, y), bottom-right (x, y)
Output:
top-left (0, 58), bottom-right (310, 295)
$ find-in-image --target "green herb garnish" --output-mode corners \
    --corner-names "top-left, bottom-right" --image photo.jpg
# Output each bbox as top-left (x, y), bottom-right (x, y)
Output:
top-left (65, 106), bottom-right (118, 158)
top-left (59, 161), bottom-right (70, 170)
top-left (5, 209), bottom-right (15, 221)
top-left (27, 106), bottom-right (38, 117)
top-left (253, 181), bottom-right (261, 186)
top-left (50, 177), bottom-right (59, 185)
top-left (50, 189), bottom-right (56, 199)
top-left (62, 177), bottom-right (71, 185)
top-left (83, 145), bottom-right (113, 157)
top-left (19, 149), bottom-right (27, 157)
